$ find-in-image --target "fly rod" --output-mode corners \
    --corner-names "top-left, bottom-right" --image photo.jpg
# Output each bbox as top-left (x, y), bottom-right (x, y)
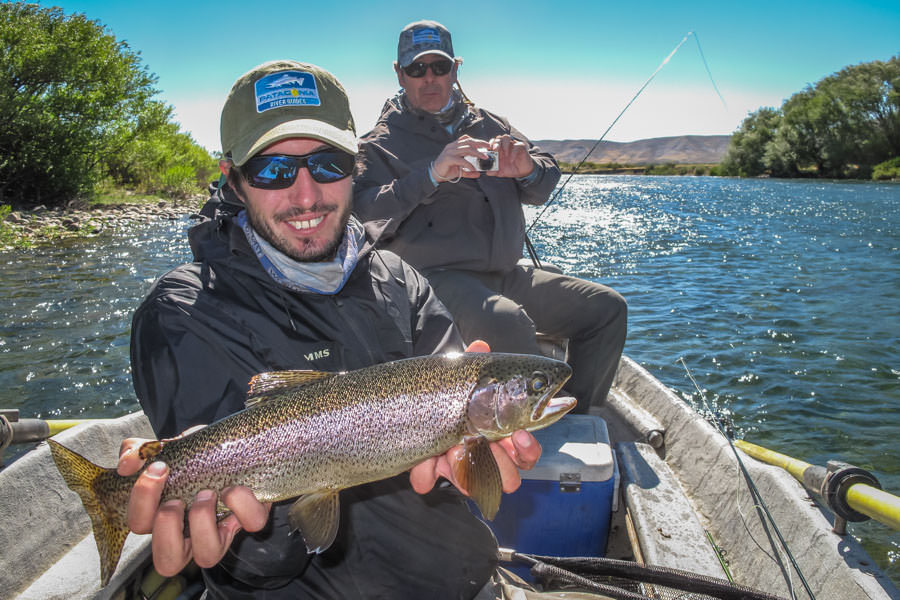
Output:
top-left (525, 31), bottom-right (724, 267)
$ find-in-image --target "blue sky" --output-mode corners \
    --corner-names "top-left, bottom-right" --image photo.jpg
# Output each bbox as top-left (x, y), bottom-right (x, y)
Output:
top-left (38, 0), bottom-right (900, 151)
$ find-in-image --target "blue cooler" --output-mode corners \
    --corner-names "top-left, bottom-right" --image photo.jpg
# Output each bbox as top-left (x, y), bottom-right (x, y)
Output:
top-left (481, 414), bottom-right (617, 579)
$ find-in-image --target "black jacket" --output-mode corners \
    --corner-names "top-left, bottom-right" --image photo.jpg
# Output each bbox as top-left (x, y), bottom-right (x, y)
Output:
top-left (353, 96), bottom-right (560, 274)
top-left (130, 187), bottom-right (498, 599)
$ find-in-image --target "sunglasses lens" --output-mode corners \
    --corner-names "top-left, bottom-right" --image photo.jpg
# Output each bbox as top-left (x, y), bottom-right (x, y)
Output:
top-left (241, 151), bottom-right (354, 189)
top-left (404, 62), bottom-right (428, 77)
top-left (430, 60), bottom-right (452, 76)
top-left (243, 156), bottom-right (299, 189)
top-left (403, 59), bottom-right (452, 78)
top-left (307, 150), bottom-right (355, 183)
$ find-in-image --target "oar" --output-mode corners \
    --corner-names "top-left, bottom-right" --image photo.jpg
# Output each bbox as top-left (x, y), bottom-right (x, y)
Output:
top-left (1, 409), bottom-right (98, 465)
top-left (734, 439), bottom-right (900, 533)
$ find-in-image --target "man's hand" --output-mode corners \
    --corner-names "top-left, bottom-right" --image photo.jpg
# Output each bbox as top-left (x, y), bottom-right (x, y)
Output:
top-left (488, 134), bottom-right (535, 179)
top-left (117, 429), bottom-right (270, 576)
top-left (432, 135), bottom-right (494, 181)
top-left (408, 340), bottom-right (543, 496)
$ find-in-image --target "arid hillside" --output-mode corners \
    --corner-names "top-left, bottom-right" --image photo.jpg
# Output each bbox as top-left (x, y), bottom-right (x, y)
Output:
top-left (533, 135), bottom-right (731, 165)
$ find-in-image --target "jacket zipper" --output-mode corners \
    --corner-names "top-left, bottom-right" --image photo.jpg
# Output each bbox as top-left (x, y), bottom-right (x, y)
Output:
top-left (332, 296), bottom-right (379, 366)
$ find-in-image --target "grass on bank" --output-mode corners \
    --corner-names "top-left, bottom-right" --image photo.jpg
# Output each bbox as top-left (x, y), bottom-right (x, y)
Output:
top-left (560, 160), bottom-right (900, 179)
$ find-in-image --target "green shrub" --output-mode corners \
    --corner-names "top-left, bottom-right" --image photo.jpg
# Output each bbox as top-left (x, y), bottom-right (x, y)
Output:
top-left (872, 157), bottom-right (900, 180)
top-left (0, 3), bottom-right (214, 205)
top-left (160, 165), bottom-right (199, 200)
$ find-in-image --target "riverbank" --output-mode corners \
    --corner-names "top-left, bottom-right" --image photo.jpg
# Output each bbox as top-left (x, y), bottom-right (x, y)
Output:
top-left (0, 195), bottom-right (204, 251)
top-left (560, 163), bottom-right (720, 176)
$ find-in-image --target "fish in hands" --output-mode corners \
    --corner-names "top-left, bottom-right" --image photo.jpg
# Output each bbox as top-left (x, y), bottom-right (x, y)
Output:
top-left (50, 351), bottom-right (575, 586)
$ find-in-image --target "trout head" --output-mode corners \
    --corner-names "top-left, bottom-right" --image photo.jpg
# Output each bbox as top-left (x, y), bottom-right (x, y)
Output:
top-left (465, 353), bottom-right (575, 439)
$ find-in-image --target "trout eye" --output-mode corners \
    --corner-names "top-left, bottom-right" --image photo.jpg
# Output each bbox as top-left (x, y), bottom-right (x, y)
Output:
top-left (530, 371), bottom-right (548, 394)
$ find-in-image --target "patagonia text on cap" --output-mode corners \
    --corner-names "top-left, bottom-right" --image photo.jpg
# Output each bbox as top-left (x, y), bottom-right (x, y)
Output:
top-left (220, 60), bottom-right (357, 166)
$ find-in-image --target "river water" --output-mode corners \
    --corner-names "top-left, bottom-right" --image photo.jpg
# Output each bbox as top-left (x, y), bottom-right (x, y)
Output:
top-left (1, 176), bottom-right (897, 582)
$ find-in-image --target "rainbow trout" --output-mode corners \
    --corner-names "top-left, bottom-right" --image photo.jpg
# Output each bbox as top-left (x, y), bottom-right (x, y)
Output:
top-left (49, 352), bottom-right (574, 586)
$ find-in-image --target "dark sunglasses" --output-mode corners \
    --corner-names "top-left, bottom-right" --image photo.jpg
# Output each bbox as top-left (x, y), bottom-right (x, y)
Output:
top-left (240, 149), bottom-right (355, 189)
top-left (402, 59), bottom-right (453, 78)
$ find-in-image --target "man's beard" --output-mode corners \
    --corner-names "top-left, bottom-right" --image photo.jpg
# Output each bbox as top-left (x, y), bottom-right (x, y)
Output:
top-left (246, 202), bottom-right (351, 262)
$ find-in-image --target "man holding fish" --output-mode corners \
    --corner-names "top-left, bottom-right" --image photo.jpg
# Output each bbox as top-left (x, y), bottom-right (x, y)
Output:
top-left (110, 60), bottom-right (564, 598)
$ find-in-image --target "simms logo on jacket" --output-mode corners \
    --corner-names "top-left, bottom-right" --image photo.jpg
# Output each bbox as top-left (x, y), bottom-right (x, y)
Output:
top-left (304, 348), bottom-right (330, 361)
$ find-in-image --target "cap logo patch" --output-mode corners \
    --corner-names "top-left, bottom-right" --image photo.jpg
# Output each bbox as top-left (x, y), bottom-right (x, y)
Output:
top-left (412, 27), bottom-right (441, 45)
top-left (254, 70), bottom-right (321, 113)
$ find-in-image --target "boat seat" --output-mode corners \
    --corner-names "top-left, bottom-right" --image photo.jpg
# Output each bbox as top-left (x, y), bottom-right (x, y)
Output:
top-left (616, 440), bottom-right (725, 578)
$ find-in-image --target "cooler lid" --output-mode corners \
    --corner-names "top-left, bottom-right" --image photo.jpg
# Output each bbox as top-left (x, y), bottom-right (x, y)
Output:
top-left (525, 414), bottom-right (615, 482)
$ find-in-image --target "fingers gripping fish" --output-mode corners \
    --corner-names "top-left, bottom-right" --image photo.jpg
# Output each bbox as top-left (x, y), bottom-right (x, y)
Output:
top-left (49, 352), bottom-right (575, 586)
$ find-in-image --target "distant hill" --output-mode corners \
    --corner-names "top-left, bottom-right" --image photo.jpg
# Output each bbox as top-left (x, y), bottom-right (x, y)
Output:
top-left (533, 135), bottom-right (732, 165)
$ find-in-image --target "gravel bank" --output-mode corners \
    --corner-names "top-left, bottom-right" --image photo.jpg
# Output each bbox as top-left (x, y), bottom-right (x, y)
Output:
top-left (1, 198), bottom-right (203, 250)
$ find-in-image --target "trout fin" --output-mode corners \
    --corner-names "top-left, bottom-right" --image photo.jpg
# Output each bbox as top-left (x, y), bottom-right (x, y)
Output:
top-left (137, 439), bottom-right (164, 460)
top-left (453, 436), bottom-right (503, 520)
top-left (48, 439), bottom-right (132, 587)
top-left (287, 492), bottom-right (341, 553)
top-left (246, 370), bottom-right (337, 406)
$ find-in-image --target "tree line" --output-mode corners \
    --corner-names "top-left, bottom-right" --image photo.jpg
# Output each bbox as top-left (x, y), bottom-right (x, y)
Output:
top-left (2, 2), bottom-right (897, 211)
top-left (720, 56), bottom-right (900, 180)
top-left (0, 2), bottom-right (216, 208)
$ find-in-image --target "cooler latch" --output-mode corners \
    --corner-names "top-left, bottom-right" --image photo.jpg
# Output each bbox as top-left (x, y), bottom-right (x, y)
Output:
top-left (559, 472), bottom-right (582, 492)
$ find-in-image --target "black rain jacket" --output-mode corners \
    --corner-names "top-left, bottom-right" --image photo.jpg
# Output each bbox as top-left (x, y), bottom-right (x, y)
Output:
top-left (129, 186), bottom-right (498, 599)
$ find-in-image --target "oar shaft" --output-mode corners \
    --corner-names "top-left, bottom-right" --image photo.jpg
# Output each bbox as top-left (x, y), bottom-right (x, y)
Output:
top-left (734, 440), bottom-right (812, 480)
top-left (1, 416), bottom-right (94, 445)
top-left (734, 439), bottom-right (900, 531)
top-left (46, 419), bottom-right (94, 436)
top-left (846, 484), bottom-right (900, 530)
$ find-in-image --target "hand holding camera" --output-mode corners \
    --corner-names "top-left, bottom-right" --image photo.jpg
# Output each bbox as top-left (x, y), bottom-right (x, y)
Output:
top-left (488, 134), bottom-right (537, 179)
top-left (432, 134), bottom-right (535, 182)
top-left (463, 150), bottom-right (499, 172)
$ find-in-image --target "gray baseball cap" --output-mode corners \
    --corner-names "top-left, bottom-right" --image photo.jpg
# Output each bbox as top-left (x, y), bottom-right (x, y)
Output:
top-left (397, 20), bottom-right (454, 67)
top-left (220, 60), bottom-right (357, 166)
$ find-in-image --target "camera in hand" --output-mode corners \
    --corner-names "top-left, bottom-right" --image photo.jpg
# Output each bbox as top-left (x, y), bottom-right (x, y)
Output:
top-left (464, 151), bottom-right (499, 172)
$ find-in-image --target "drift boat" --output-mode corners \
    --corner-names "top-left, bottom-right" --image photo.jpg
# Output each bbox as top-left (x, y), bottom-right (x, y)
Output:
top-left (1, 355), bottom-right (898, 600)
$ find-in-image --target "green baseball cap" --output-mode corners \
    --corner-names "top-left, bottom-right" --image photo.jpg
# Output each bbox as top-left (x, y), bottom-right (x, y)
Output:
top-left (220, 60), bottom-right (357, 166)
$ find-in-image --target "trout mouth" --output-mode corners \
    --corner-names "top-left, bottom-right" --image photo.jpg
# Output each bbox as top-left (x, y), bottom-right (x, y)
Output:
top-left (528, 363), bottom-right (575, 425)
top-left (531, 395), bottom-right (577, 423)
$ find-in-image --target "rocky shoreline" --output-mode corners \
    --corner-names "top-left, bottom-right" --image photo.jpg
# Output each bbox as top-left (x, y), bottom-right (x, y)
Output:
top-left (1, 197), bottom-right (204, 250)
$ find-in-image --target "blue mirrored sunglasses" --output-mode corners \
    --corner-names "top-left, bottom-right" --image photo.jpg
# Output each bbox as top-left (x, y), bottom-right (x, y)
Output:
top-left (240, 149), bottom-right (355, 189)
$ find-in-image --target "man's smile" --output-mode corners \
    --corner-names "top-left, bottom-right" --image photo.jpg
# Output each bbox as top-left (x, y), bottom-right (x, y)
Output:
top-left (287, 215), bottom-right (326, 230)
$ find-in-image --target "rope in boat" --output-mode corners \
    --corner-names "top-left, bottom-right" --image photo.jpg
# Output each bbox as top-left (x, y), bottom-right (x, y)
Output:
top-left (678, 358), bottom-right (817, 600)
top-left (524, 30), bottom-right (726, 267)
top-left (512, 553), bottom-right (789, 600)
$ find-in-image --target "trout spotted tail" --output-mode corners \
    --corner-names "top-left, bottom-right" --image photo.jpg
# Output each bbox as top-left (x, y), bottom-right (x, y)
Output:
top-left (48, 440), bottom-right (136, 586)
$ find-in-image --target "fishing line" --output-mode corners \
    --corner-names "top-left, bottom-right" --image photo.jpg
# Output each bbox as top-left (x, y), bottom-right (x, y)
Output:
top-left (525, 31), bottom-right (727, 264)
top-left (677, 358), bottom-right (817, 600)
top-left (525, 32), bottom-right (693, 239)
top-left (694, 32), bottom-right (728, 110)
top-left (732, 471), bottom-right (797, 595)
